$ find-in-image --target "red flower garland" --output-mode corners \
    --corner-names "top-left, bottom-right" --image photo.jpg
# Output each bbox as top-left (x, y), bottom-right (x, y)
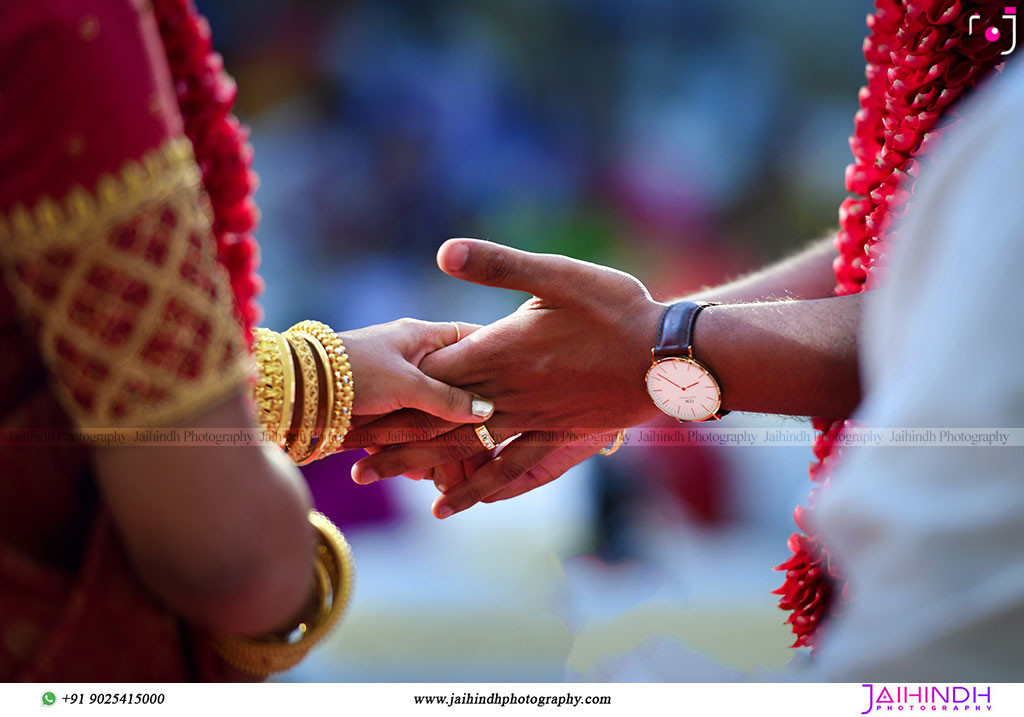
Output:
top-left (774, 0), bottom-right (1009, 650)
top-left (151, 0), bottom-right (264, 346)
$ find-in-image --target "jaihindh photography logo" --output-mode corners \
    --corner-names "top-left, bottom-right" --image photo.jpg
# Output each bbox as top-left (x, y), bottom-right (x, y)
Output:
top-left (860, 685), bottom-right (993, 713)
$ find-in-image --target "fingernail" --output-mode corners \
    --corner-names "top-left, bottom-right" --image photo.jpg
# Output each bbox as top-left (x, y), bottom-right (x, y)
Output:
top-left (437, 505), bottom-right (454, 519)
top-left (356, 466), bottom-right (379, 484)
top-left (471, 397), bottom-right (494, 419)
top-left (444, 241), bottom-right (469, 272)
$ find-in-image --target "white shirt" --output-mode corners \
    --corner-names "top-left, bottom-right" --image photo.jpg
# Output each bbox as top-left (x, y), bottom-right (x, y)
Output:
top-left (815, 59), bottom-right (1024, 681)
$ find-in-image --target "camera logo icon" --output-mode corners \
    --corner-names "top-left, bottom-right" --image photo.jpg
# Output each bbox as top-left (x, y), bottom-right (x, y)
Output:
top-left (970, 7), bottom-right (1017, 55)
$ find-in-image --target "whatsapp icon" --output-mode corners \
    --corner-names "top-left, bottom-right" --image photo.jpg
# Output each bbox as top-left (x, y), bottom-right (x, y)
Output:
top-left (42, 692), bottom-right (57, 706)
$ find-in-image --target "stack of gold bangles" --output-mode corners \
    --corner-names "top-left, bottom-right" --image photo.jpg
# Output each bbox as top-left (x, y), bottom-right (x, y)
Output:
top-left (216, 323), bottom-right (356, 676)
top-left (213, 511), bottom-right (354, 676)
top-left (252, 320), bottom-right (355, 465)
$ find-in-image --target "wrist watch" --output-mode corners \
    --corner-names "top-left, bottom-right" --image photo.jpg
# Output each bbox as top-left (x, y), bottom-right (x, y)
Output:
top-left (645, 301), bottom-right (729, 422)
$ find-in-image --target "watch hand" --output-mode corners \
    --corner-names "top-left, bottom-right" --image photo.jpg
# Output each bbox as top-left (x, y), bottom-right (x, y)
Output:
top-left (659, 375), bottom-right (686, 391)
top-left (683, 382), bottom-right (700, 390)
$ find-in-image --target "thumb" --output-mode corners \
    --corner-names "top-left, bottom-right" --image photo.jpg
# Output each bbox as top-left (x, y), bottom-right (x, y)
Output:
top-left (408, 374), bottom-right (495, 424)
top-left (437, 238), bottom-right (579, 300)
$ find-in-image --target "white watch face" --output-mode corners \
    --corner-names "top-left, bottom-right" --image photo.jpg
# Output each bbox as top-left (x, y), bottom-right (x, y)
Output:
top-left (646, 357), bottom-right (722, 421)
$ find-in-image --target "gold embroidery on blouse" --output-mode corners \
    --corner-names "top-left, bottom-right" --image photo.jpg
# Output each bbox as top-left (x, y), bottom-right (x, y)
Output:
top-left (0, 137), bottom-right (253, 428)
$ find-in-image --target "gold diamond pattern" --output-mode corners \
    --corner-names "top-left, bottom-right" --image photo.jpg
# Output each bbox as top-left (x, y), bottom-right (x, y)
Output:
top-left (0, 138), bottom-right (253, 428)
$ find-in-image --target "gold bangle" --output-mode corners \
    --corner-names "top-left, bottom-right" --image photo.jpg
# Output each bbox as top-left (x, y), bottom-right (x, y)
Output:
top-left (276, 331), bottom-right (296, 444)
top-left (251, 328), bottom-right (295, 448)
top-left (287, 320), bottom-right (354, 457)
top-left (283, 332), bottom-right (319, 463)
top-left (310, 510), bottom-right (355, 622)
top-left (212, 511), bottom-right (355, 676)
top-left (288, 330), bottom-right (333, 466)
top-left (252, 328), bottom-right (284, 442)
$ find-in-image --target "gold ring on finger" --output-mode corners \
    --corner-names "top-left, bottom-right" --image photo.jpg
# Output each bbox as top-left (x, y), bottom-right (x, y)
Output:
top-left (599, 429), bottom-right (625, 456)
top-left (474, 424), bottom-right (497, 450)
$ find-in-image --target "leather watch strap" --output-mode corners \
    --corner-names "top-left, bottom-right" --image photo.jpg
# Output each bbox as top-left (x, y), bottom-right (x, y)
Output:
top-left (653, 301), bottom-right (716, 359)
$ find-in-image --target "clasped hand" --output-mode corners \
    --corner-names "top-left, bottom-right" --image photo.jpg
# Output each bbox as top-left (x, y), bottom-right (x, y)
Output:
top-left (345, 238), bottom-right (665, 519)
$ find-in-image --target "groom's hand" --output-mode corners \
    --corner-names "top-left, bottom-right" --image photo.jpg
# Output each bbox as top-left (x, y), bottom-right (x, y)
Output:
top-left (349, 238), bottom-right (665, 512)
top-left (428, 439), bottom-right (606, 518)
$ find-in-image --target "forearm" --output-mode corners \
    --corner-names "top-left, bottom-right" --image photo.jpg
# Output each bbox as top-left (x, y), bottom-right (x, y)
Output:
top-left (95, 392), bottom-right (316, 636)
top-left (666, 234), bottom-right (861, 419)
top-left (690, 234), bottom-right (839, 303)
top-left (693, 294), bottom-right (863, 418)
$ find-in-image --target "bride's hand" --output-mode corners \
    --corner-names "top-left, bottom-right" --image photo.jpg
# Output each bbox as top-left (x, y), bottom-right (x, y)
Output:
top-left (339, 319), bottom-right (494, 424)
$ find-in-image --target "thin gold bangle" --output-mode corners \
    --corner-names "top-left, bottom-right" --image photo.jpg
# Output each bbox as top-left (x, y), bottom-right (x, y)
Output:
top-left (289, 330), bottom-right (333, 466)
top-left (284, 332), bottom-right (319, 463)
top-left (310, 510), bottom-right (355, 620)
top-left (275, 330), bottom-right (296, 446)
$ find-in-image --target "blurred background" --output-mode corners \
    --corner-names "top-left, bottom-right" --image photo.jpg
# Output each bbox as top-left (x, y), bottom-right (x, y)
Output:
top-left (197, 0), bottom-right (873, 681)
